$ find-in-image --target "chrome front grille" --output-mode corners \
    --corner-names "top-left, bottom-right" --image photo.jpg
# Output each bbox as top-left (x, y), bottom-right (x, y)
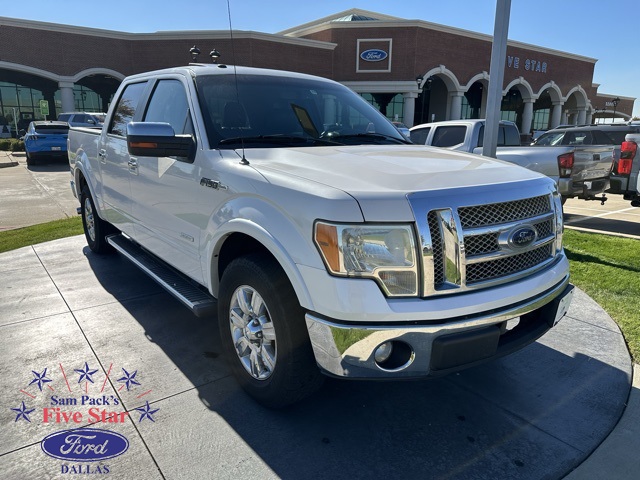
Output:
top-left (427, 211), bottom-right (445, 285)
top-left (421, 192), bottom-right (558, 295)
top-left (466, 244), bottom-right (553, 284)
top-left (458, 195), bottom-right (551, 228)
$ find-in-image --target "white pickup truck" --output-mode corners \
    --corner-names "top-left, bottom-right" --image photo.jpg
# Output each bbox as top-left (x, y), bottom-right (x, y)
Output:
top-left (68, 65), bottom-right (573, 407)
top-left (410, 119), bottom-right (614, 204)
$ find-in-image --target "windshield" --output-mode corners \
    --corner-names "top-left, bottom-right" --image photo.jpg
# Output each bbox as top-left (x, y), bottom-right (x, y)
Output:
top-left (196, 74), bottom-right (407, 148)
top-left (533, 131), bottom-right (565, 146)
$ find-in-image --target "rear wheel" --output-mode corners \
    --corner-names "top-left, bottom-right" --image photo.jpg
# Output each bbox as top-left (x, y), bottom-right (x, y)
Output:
top-left (218, 254), bottom-right (323, 408)
top-left (80, 185), bottom-right (114, 253)
top-left (26, 151), bottom-right (36, 166)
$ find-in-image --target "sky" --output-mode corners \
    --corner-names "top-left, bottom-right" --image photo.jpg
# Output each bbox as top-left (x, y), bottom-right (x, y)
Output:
top-left (3, 0), bottom-right (639, 117)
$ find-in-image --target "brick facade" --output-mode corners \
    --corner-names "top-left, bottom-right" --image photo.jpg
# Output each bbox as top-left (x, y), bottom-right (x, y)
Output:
top-left (0, 11), bottom-right (634, 124)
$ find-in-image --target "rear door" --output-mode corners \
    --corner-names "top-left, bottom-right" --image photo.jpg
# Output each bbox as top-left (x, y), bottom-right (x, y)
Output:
top-left (100, 81), bottom-right (148, 235)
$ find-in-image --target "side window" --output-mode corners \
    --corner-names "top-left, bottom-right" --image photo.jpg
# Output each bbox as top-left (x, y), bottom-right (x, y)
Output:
top-left (504, 125), bottom-right (521, 146)
top-left (409, 127), bottom-right (430, 145)
top-left (144, 79), bottom-right (193, 135)
top-left (108, 82), bottom-right (147, 137)
top-left (432, 126), bottom-right (466, 147)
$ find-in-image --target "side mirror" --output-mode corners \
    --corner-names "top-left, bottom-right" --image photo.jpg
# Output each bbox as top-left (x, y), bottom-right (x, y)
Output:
top-left (126, 122), bottom-right (195, 160)
top-left (19, 129), bottom-right (26, 137)
top-left (87, 119), bottom-right (95, 125)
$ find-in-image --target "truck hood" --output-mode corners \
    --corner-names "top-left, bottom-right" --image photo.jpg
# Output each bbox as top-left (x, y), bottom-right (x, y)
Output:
top-left (244, 145), bottom-right (547, 221)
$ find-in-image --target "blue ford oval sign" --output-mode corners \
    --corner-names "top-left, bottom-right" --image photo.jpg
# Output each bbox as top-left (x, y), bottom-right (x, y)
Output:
top-left (509, 226), bottom-right (537, 248)
top-left (41, 428), bottom-right (129, 462)
top-left (360, 49), bottom-right (388, 62)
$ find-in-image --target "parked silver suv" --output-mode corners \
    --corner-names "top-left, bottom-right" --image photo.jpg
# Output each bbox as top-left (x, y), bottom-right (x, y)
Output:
top-left (57, 112), bottom-right (106, 128)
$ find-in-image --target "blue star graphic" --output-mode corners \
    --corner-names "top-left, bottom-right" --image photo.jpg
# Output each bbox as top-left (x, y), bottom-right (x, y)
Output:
top-left (117, 368), bottom-right (141, 391)
top-left (11, 401), bottom-right (35, 422)
top-left (134, 401), bottom-right (159, 423)
top-left (74, 362), bottom-right (99, 384)
top-left (28, 368), bottom-right (52, 391)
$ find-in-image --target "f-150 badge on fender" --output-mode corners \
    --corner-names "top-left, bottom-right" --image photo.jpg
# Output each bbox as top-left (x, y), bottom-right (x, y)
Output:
top-left (200, 178), bottom-right (227, 190)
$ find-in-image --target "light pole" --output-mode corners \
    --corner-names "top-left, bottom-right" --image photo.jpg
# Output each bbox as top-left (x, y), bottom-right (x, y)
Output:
top-left (612, 97), bottom-right (620, 123)
top-left (11, 107), bottom-right (19, 138)
top-left (416, 76), bottom-right (423, 124)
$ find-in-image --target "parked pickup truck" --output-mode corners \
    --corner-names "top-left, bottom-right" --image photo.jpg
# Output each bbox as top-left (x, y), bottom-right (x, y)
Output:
top-left (69, 65), bottom-right (573, 407)
top-left (609, 133), bottom-right (640, 207)
top-left (409, 119), bottom-right (614, 204)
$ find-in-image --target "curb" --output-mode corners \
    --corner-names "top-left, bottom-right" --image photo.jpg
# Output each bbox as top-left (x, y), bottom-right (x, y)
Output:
top-left (564, 362), bottom-right (640, 479)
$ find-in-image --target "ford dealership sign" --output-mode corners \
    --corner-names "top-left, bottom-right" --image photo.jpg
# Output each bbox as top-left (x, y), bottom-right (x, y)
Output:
top-left (360, 49), bottom-right (388, 62)
top-left (41, 428), bottom-right (129, 462)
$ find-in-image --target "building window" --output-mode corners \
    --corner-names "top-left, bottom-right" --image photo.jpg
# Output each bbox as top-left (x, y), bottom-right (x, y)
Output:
top-left (74, 85), bottom-right (102, 112)
top-left (461, 95), bottom-right (472, 119)
top-left (501, 110), bottom-right (517, 123)
top-left (0, 82), bottom-right (48, 135)
top-left (360, 93), bottom-right (404, 122)
top-left (532, 108), bottom-right (550, 130)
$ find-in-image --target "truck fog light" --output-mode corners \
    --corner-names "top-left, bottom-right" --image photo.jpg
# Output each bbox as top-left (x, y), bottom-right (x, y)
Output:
top-left (374, 342), bottom-right (394, 363)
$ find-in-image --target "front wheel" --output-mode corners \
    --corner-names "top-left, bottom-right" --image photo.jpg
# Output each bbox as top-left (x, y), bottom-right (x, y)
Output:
top-left (218, 255), bottom-right (323, 408)
top-left (80, 186), bottom-right (114, 253)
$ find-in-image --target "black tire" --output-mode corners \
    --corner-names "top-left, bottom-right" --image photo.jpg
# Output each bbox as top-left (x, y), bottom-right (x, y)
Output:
top-left (218, 254), bottom-right (323, 408)
top-left (26, 151), bottom-right (36, 166)
top-left (80, 185), bottom-right (114, 254)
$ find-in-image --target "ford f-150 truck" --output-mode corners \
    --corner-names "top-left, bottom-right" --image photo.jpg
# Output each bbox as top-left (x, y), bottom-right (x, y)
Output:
top-left (410, 119), bottom-right (614, 204)
top-left (68, 64), bottom-right (573, 407)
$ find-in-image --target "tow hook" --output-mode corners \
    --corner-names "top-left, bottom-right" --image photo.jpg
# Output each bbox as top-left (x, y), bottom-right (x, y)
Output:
top-left (584, 194), bottom-right (608, 206)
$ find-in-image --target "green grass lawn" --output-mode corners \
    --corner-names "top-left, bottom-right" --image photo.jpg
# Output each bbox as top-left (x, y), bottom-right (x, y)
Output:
top-left (563, 229), bottom-right (640, 361)
top-left (0, 217), bottom-right (83, 254)
top-left (0, 219), bottom-right (637, 360)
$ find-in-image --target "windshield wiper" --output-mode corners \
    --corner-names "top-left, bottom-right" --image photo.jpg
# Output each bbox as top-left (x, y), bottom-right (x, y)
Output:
top-left (218, 135), bottom-right (340, 147)
top-left (327, 133), bottom-right (410, 145)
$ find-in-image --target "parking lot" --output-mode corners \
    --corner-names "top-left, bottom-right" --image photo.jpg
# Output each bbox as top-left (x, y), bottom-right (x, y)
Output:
top-left (0, 151), bottom-right (639, 479)
top-left (1, 151), bottom-right (638, 238)
top-left (0, 152), bottom-right (78, 231)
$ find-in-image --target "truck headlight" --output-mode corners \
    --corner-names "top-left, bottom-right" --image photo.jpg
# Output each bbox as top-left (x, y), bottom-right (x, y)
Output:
top-left (314, 222), bottom-right (419, 296)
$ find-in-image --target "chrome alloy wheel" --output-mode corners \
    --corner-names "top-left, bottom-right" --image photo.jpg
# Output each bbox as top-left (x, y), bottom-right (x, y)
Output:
top-left (229, 285), bottom-right (277, 380)
top-left (84, 197), bottom-right (96, 242)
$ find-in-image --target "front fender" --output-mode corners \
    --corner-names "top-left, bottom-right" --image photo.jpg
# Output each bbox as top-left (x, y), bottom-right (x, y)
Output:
top-left (205, 217), bottom-right (316, 311)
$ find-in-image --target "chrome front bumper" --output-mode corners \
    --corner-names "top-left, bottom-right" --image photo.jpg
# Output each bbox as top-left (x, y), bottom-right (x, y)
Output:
top-left (306, 277), bottom-right (573, 379)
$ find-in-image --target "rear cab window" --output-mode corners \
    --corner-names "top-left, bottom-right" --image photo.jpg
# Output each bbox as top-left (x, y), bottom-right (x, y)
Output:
top-left (477, 124), bottom-right (520, 147)
top-left (409, 127), bottom-right (430, 145)
top-left (431, 126), bottom-right (466, 147)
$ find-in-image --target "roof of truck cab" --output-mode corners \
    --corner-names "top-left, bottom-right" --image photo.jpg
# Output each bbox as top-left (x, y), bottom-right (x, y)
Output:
top-left (124, 64), bottom-right (341, 84)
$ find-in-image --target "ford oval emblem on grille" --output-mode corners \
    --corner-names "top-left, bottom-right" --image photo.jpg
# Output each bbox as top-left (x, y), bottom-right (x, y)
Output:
top-left (509, 226), bottom-right (537, 249)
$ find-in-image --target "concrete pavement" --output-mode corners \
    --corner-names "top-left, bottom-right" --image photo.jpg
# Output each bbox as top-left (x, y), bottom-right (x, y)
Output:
top-left (0, 152), bottom-right (79, 232)
top-left (0, 234), bottom-right (636, 479)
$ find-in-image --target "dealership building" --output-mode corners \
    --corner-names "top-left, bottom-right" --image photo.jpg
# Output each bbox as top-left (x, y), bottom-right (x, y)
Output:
top-left (0, 9), bottom-right (635, 135)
